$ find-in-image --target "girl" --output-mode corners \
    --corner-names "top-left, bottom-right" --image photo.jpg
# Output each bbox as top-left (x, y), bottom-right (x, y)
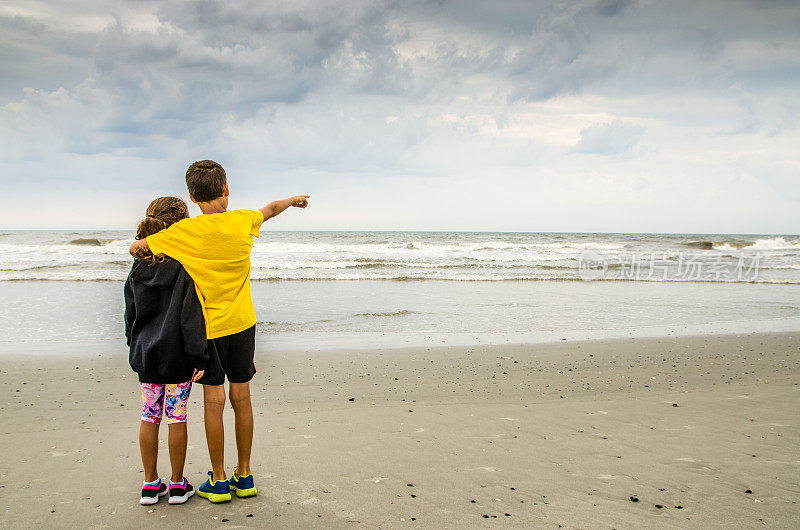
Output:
top-left (124, 196), bottom-right (208, 505)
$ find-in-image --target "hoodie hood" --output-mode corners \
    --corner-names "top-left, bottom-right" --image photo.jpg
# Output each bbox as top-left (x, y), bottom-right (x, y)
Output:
top-left (129, 258), bottom-right (182, 288)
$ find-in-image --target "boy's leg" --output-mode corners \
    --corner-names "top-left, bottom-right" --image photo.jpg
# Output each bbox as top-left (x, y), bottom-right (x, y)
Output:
top-left (139, 421), bottom-right (160, 482)
top-left (203, 384), bottom-right (227, 481)
top-left (229, 382), bottom-right (253, 476)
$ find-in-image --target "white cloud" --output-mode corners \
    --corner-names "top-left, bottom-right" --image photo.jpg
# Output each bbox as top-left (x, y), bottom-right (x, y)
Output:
top-left (573, 119), bottom-right (645, 156)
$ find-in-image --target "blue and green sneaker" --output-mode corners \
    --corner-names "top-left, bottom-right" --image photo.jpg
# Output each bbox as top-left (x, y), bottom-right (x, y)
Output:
top-left (229, 470), bottom-right (258, 498)
top-left (197, 471), bottom-right (231, 503)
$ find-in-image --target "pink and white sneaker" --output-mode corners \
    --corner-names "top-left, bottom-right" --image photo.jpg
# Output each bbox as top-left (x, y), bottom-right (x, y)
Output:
top-left (168, 478), bottom-right (195, 504)
top-left (140, 478), bottom-right (168, 505)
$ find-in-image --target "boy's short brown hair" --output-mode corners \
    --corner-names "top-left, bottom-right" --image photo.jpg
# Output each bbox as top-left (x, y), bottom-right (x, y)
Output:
top-left (186, 160), bottom-right (226, 202)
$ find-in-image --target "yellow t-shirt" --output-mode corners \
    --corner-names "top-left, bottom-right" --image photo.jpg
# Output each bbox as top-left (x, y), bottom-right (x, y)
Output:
top-left (146, 209), bottom-right (264, 339)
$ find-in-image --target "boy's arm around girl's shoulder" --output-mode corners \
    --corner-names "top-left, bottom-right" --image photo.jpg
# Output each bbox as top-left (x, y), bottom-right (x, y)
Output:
top-left (180, 274), bottom-right (208, 372)
top-left (128, 214), bottom-right (192, 258)
top-left (129, 238), bottom-right (151, 259)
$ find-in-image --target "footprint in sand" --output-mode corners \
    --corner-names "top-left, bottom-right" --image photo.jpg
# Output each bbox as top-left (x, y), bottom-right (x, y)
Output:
top-left (674, 457), bottom-right (717, 471)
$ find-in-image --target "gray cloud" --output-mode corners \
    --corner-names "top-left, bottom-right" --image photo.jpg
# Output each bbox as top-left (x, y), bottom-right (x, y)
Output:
top-left (4, 1), bottom-right (798, 127)
top-left (594, 0), bottom-right (635, 17)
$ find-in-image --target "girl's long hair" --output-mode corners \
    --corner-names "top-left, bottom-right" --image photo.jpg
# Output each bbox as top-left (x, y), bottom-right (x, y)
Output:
top-left (135, 197), bottom-right (189, 263)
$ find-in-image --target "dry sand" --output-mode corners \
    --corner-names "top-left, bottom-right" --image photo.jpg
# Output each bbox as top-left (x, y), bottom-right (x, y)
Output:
top-left (0, 332), bottom-right (798, 529)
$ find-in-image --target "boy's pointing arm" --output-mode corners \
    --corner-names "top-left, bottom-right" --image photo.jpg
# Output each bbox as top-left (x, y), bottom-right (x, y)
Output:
top-left (259, 195), bottom-right (310, 222)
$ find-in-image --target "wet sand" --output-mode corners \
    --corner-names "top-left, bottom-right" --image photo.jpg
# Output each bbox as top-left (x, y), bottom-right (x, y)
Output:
top-left (1, 332), bottom-right (798, 528)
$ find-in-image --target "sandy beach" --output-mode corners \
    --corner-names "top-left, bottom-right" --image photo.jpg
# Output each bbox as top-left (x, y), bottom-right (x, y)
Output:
top-left (1, 332), bottom-right (798, 529)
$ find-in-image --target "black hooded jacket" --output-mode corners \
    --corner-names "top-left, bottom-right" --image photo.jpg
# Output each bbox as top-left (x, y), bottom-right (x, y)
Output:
top-left (124, 258), bottom-right (208, 384)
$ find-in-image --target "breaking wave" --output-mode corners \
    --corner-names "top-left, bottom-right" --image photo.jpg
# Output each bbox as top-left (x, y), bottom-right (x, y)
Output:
top-left (69, 238), bottom-right (104, 246)
top-left (685, 237), bottom-right (799, 251)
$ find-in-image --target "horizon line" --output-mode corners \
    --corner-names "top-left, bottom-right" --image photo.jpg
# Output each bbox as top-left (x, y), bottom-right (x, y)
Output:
top-left (2, 228), bottom-right (799, 237)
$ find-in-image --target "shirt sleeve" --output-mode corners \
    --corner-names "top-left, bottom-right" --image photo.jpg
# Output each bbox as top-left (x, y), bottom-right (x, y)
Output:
top-left (247, 209), bottom-right (264, 238)
top-left (146, 219), bottom-right (191, 258)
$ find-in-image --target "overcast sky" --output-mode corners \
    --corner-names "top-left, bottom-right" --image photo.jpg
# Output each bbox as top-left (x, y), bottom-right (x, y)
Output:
top-left (1, 0), bottom-right (798, 232)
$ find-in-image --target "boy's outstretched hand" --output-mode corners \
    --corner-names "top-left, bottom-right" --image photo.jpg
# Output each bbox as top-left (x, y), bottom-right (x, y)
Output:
top-left (192, 369), bottom-right (204, 382)
top-left (292, 195), bottom-right (310, 208)
top-left (260, 195), bottom-right (310, 221)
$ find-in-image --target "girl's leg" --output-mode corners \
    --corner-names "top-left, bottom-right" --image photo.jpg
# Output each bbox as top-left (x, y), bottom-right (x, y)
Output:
top-left (139, 383), bottom-right (166, 482)
top-left (167, 422), bottom-right (188, 483)
top-left (164, 382), bottom-right (193, 483)
top-left (139, 421), bottom-right (160, 482)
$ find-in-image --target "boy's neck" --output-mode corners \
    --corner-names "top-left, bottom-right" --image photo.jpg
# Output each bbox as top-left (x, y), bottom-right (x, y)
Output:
top-left (197, 197), bottom-right (228, 215)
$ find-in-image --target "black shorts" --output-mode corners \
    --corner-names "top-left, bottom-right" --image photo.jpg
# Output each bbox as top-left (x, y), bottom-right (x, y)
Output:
top-left (198, 325), bottom-right (256, 386)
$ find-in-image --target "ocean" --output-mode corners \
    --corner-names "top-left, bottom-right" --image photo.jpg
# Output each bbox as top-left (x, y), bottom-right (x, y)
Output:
top-left (2, 230), bottom-right (799, 283)
top-left (1, 230), bottom-right (799, 349)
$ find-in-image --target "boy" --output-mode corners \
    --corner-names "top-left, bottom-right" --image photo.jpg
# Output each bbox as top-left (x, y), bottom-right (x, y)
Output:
top-left (129, 160), bottom-right (309, 503)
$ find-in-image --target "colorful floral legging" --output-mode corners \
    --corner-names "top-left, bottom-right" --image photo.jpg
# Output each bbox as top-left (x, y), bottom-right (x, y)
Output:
top-left (140, 382), bottom-right (192, 424)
